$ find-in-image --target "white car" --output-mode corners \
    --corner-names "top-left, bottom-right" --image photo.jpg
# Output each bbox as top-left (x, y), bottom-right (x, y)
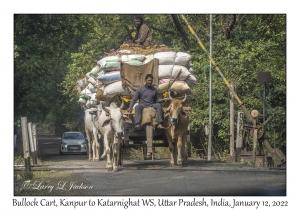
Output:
top-left (59, 132), bottom-right (87, 155)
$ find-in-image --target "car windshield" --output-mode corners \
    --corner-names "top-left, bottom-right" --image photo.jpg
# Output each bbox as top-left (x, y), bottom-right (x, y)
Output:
top-left (63, 133), bottom-right (84, 140)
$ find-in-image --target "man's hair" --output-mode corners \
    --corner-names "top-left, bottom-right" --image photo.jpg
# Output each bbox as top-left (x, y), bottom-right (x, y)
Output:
top-left (145, 74), bottom-right (153, 80)
top-left (110, 45), bottom-right (116, 50)
top-left (134, 15), bottom-right (144, 24)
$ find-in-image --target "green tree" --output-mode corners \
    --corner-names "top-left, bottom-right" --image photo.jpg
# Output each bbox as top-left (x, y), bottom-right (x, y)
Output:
top-left (14, 14), bottom-right (90, 131)
top-left (187, 14), bottom-right (286, 155)
top-left (14, 14), bottom-right (286, 156)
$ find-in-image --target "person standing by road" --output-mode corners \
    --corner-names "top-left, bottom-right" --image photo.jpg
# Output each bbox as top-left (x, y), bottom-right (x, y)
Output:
top-left (127, 74), bottom-right (167, 130)
top-left (132, 16), bottom-right (154, 47)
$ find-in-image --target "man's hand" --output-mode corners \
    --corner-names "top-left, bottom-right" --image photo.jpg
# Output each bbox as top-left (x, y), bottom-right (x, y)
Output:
top-left (157, 98), bottom-right (170, 103)
top-left (127, 107), bottom-right (133, 113)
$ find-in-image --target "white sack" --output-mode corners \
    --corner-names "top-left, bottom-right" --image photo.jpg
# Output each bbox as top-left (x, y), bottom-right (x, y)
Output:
top-left (143, 54), bottom-right (154, 64)
top-left (121, 54), bottom-right (145, 62)
top-left (175, 52), bottom-right (192, 68)
top-left (97, 56), bottom-right (121, 68)
top-left (171, 65), bottom-right (191, 80)
top-left (90, 93), bottom-right (99, 105)
top-left (158, 65), bottom-right (191, 81)
top-left (82, 78), bottom-right (89, 87)
top-left (85, 100), bottom-right (92, 108)
top-left (154, 52), bottom-right (176, 65)
top-left (91, 93), bottom-right (97, 102)
top-left (103, 81), bottom-right (130, 98)
top-left (157, 81), bottom-right (190, 94)
top-left (81, 88), bottom-right (92, 97)
top-left (87, 83), bottom-right (97, 93)
top-left (78, 98), bottom-right (87, 104)
top-left (185, 75), bottom-right (197, 87)
top-left (87, 77), bottom-right (97, 86)
top-left (85, 72), bottom-right (91, 80)
top-left (158, 65), bottom-right (174, 79)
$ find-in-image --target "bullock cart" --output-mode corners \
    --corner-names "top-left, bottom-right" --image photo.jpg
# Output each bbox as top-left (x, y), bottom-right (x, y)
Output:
top-left (116, 66), bottom-right (193, 163)
top-left (120, 105), bottom-right (191, 162)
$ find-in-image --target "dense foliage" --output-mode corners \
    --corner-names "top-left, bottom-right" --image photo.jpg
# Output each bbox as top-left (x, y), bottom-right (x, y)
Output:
top-left (14, 14), bottom-right (286, 155)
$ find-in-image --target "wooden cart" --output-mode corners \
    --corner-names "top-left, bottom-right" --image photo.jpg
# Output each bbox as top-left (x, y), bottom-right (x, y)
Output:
top-left (119, 106), bottom-right (191, 163)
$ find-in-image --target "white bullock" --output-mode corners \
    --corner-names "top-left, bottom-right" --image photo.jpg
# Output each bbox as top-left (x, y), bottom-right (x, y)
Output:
top-left (84, 107), bottom-right (101, 161)
top-left (97, 101), bottom-right (132, 172)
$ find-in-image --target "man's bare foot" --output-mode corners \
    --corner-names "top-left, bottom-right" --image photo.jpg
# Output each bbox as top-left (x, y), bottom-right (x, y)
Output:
top-left (157, 124), bottom-right (165, 129)
top-left (134, 124), bottom-right (141, 130)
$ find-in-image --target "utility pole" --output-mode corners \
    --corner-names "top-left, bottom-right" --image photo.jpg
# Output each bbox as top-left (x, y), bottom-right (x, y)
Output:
top-left (230, 82), bottom-right (235, 156)
top-left (208, 14), bottom-right (213, 161)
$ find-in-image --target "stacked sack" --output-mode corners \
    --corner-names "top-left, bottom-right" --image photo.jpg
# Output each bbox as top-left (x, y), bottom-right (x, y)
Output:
top-left (77, 49), bottom-right (197, 108)
top-left (142, 51), bottom-right (197, 94)
top-left (77, 66), bottom-right (101, 109)
top-left (96, 54), bottom-right (146, 98)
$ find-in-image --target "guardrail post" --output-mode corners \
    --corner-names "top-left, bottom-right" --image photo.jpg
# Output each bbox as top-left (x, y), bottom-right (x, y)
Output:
top-left (229, 82), bottom-right (235, 157)
top-left (21, 117), bottom-right (31, 172)
top-left (32, 123), bottom-right (38, 152)
top-left (28, 122), bottom-right (37, 165)
top-left (235, 112), bottom-right (244, 162)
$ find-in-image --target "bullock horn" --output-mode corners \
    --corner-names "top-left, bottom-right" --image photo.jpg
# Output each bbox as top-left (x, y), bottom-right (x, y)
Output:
top-left (166, 105), bottom-right (172, 112)
top-left (102, 104), bottom-right (110, 114)
top-left (168, 91), bottom-right (173, 100)
top-left (182, 94), bottom-right (187, 102)
top-left (119, 99), bottom-right (124, 110)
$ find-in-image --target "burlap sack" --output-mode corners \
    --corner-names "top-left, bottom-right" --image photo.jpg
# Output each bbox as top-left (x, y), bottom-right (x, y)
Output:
top-left (120, 58), bottom-right (159, 91)
top-left (141, 107), bottom-right (158, 127)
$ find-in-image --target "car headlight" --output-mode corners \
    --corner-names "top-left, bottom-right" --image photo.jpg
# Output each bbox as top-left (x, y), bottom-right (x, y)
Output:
top-left (81, 142), bottom-right (87, 147)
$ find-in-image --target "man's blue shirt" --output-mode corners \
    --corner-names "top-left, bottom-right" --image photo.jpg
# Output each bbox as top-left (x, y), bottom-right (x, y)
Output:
top-left (129, 85), bottom-right (158, 108)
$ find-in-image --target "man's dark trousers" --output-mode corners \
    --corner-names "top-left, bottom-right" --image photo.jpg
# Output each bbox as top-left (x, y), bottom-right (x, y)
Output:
top-left (134, 103), bottom-right (163, 125)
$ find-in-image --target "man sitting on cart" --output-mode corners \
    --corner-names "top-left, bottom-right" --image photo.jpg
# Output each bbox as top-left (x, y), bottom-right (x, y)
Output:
top-left (127, 74), bottom-right (167, 130)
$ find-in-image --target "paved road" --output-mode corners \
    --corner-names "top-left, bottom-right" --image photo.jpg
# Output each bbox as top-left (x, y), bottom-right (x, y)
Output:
top-left (38, 132), bottom-right (286, 196)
